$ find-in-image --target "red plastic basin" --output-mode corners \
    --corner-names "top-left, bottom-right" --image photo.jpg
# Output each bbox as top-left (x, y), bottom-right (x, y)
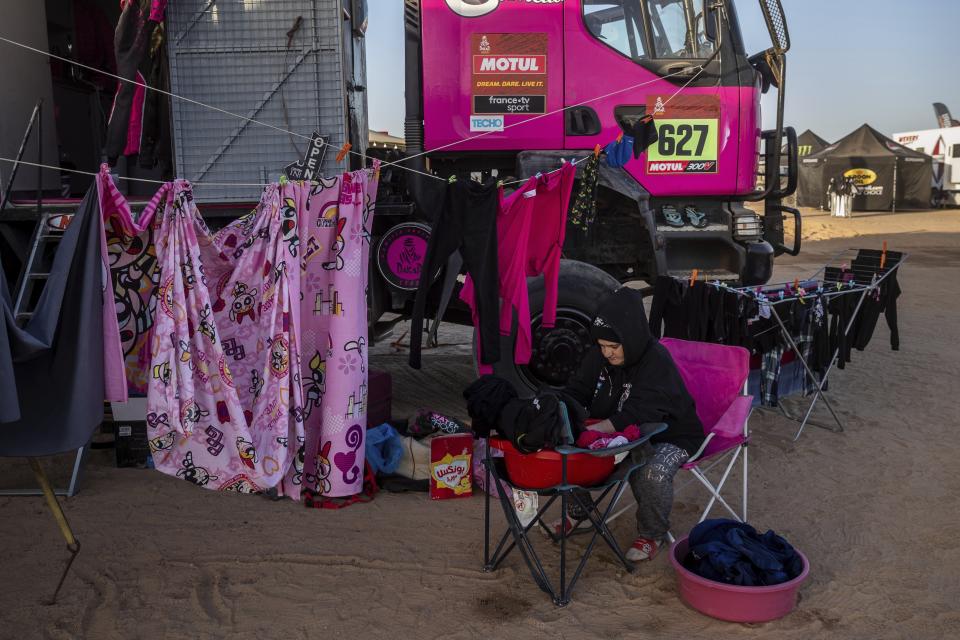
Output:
top-left (670, 536), bottom-right (810, 623)
top-left (490, 438), bottom-right (614, 490)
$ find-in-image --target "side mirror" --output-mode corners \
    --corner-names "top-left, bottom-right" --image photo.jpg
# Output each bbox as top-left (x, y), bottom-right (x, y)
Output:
top-left (759, 0), bottom-right (789, 54)
top-left (704, 5), bottom-right (717, 41)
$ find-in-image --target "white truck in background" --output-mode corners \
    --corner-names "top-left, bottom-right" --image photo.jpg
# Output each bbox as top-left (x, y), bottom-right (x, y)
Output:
top-left (893, 103), bottom-right (960, 206)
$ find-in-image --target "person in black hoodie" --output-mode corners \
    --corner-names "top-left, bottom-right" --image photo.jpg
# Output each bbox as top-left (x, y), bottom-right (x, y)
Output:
top-left (563, 287), bottom-right (704, 561)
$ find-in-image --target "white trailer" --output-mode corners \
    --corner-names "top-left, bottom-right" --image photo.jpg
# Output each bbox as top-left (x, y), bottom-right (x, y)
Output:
top-left (892, 127), bottom-right (960, 206)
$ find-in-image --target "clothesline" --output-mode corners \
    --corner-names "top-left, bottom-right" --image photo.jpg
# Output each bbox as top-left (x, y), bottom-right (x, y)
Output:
top-left (673, 275), bottom-right (869, 304)
top-left (0, 156), bottom-right (272, 188)
top-left (0, 35), bottom-right (707, 187)
top-left (0, 153), bottom-right (592, 191)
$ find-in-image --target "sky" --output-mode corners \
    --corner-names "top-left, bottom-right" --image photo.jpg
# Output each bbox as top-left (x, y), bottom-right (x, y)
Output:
top-left (367, 0), bottom-right (960, 142)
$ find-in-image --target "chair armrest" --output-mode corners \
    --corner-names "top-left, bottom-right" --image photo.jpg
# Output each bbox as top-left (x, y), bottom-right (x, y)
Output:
top-left (555, 422), bottom-right (667, 457)
top-left (711, 395), bottom-right (754, 439)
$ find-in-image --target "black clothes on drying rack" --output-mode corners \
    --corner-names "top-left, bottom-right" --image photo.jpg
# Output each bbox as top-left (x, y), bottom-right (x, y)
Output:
top-left (0, 187), bottom-right (106, 455)
top-left (850, 254), bottom-right (902, 351)
top-left (649, 276), bottom-right (687, 340)
top-left (649, 276), bottom-right (753, 350)
top-left (409, 178), bottom-right (500, 369)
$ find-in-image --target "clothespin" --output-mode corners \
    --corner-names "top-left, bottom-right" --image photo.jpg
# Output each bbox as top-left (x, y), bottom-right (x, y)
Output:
top-left (448, 174), bottom-right (457, 184)
top-left (689, 269), bottom-right (699, 286)
top-left (279, 175), bottom-right (288, 186)
top-left (496, 179), bottom-right (504, 188)
top-left (593, 144), bottom-right (601, 158)
top-left (335, 142), bottom-right (352, 163)
top-left (616, 131), bottom-right (624, 143)
top-left (880, 241), bottom-right (888, 269)
top-left (793, 278), bottom-right (799, 291)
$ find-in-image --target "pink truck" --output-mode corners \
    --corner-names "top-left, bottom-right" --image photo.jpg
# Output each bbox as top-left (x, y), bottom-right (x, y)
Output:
top-left (370, 0), bottom-right (799, 389)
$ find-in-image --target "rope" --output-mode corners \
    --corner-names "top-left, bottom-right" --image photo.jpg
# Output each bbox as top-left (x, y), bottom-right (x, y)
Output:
top-left (0, 34), bottom-right (714, 189)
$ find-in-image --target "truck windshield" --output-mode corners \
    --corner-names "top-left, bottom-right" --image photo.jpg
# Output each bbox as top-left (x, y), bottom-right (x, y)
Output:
top-left (584, 0), bottom-right (715, 61)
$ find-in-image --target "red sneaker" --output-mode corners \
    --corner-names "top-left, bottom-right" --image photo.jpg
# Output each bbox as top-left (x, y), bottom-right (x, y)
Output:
top-left (626, 536), bottom-right (662, 561)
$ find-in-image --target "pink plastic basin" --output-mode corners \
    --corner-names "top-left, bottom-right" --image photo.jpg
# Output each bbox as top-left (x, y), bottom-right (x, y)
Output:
top-left (670, 536), bottom-right (810, 623)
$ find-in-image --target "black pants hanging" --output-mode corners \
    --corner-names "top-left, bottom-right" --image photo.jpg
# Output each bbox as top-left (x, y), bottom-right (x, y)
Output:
top-left (409, 179), bottom-right (501, 369)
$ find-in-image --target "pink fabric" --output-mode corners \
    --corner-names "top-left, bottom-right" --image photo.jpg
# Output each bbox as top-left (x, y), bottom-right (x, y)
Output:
top-left (95, 172), bottom-right (129, 402)
top-left (98, 165), bottom-right (168, 395)
top-left (298, 165), bottom-right (381, 498)
top-left (464, 163), bottom-right (575, 373)
top-left (119, 0), bottom-right (167, 23)
top-left (146, 181), bottom-right (305, 495)
top-left (461, 178), bottom-right (537, 374)
top-left (575, 424), bottom-right (644, 449)
top-left (98, 165), bottom-right (379, 499)
top-left (526, 163), bottom-right (575, 330)
top-left (123, 71), bottom-right (146, 157)
top-left (660, 338), bottom-right (753, 466)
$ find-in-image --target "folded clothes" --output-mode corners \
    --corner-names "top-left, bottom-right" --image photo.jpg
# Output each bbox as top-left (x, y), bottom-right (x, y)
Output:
top-left (575, 424), bottom-right (644, 449)
top-left (682, 519), bottom-right (804, 586)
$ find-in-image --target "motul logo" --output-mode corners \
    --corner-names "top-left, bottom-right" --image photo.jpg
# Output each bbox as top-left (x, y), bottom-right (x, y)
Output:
top-left (473, 55), bottom-right (546, 74)
top-left (648, 162), bottom-right (685, 172)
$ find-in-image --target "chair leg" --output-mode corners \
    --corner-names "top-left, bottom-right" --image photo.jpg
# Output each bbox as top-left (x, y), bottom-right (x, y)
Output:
top-left (489, 490), bottom-right (558, 571)
top-left (692, 448), bottom-right (743, 522)
top-left (493, 484), bottom-right (555, 597)
top-left (742, 444), bottom-right (748, 522)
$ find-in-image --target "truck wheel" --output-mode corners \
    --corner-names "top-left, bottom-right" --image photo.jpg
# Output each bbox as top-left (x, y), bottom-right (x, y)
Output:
top-left (475, 260), bottom-right (620, 395)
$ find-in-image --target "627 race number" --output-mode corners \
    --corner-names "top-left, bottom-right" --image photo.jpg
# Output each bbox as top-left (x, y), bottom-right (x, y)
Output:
top-left (646, 118), bottom-right (719, 174)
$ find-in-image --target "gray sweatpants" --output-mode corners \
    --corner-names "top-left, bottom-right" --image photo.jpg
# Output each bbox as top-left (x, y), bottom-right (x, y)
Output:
top-left (569, 442), bottom-right (689, 540)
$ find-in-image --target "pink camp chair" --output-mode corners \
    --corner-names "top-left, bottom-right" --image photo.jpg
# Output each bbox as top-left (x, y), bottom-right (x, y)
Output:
top-left (663, 338), bottom-right (753, 528)
top-left (609, 338), bottom-right (752, 534)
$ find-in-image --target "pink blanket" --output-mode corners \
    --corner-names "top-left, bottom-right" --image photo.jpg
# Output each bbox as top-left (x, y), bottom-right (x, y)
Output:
top-left (101, 163), bottom-right (379, 499)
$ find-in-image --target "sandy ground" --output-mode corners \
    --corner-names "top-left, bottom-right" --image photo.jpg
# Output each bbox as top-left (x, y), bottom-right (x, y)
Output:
top-left (1, 208), bottom-right (959, 639)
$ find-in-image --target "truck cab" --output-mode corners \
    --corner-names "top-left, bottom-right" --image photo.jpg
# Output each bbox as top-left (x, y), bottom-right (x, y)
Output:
top-left (374, 0), bottom-right (798, 388)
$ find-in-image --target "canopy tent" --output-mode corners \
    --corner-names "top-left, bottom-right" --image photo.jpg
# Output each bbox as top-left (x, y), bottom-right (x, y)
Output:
top-left (797, 124), bottom-right (933, 210)
top-left (794, 129), bottom-right (830, 160)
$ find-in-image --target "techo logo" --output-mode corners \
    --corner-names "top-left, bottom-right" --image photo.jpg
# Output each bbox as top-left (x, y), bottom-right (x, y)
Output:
top-left (470, 116), bottom-right (505, 132)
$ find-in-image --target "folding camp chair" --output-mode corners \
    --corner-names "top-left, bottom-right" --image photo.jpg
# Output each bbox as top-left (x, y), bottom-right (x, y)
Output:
top-left (608, 339), bottom-right (752, 535)
top-left (482, 406), bottom-right (666, 606)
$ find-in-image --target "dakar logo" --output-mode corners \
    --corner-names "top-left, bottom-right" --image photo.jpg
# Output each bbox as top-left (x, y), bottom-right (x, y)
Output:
top-left (843, 168), bottom-right (877, 186)
top-left (445, 0), bottom-right (500, 16)
top-left (445, 0), bottom-right (561, 18)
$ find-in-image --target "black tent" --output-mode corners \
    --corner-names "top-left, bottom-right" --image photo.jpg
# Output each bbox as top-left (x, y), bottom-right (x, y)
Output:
top-left (795, 129), bottom-right (829, 160)
top-left (797, 124), bottom-right (933, 210)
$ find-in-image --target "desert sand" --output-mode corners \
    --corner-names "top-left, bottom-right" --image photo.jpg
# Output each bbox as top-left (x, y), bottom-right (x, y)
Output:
top-left (1, 207), bottom-right (958, 639)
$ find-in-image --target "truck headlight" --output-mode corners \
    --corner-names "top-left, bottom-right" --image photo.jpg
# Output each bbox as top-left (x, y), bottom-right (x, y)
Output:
top-left (734, 212), bottom-right (762, 240)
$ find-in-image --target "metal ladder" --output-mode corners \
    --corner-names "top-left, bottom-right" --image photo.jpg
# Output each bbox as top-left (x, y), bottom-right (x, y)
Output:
top-left (0, 212), bottom-right (90, 498)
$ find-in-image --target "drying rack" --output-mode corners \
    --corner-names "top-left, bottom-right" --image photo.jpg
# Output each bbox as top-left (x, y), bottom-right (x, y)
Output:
top-left (735, 247), bottom-right (907, 440)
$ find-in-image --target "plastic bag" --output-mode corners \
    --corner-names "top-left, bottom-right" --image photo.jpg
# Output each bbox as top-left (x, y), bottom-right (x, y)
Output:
top-left (365, 423), bottom-right (403, 475)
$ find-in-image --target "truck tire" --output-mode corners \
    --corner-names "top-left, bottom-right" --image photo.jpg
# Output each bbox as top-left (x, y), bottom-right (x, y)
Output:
top-left (476, 259), bottom-right (620, 395)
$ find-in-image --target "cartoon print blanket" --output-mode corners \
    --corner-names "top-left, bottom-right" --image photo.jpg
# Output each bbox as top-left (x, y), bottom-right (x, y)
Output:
top-left (131, 163), bottom-right (378, 498)
top-left (145, 181), bottom-right (305, 495)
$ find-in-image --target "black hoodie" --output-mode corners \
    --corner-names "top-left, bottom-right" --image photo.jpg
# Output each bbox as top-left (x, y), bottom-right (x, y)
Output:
top-left (564, 287), bottom-right (705, 455)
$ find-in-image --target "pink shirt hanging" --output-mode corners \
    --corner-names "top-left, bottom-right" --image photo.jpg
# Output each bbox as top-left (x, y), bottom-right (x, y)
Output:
top-left (463, 162), bottom-right (575, 374)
